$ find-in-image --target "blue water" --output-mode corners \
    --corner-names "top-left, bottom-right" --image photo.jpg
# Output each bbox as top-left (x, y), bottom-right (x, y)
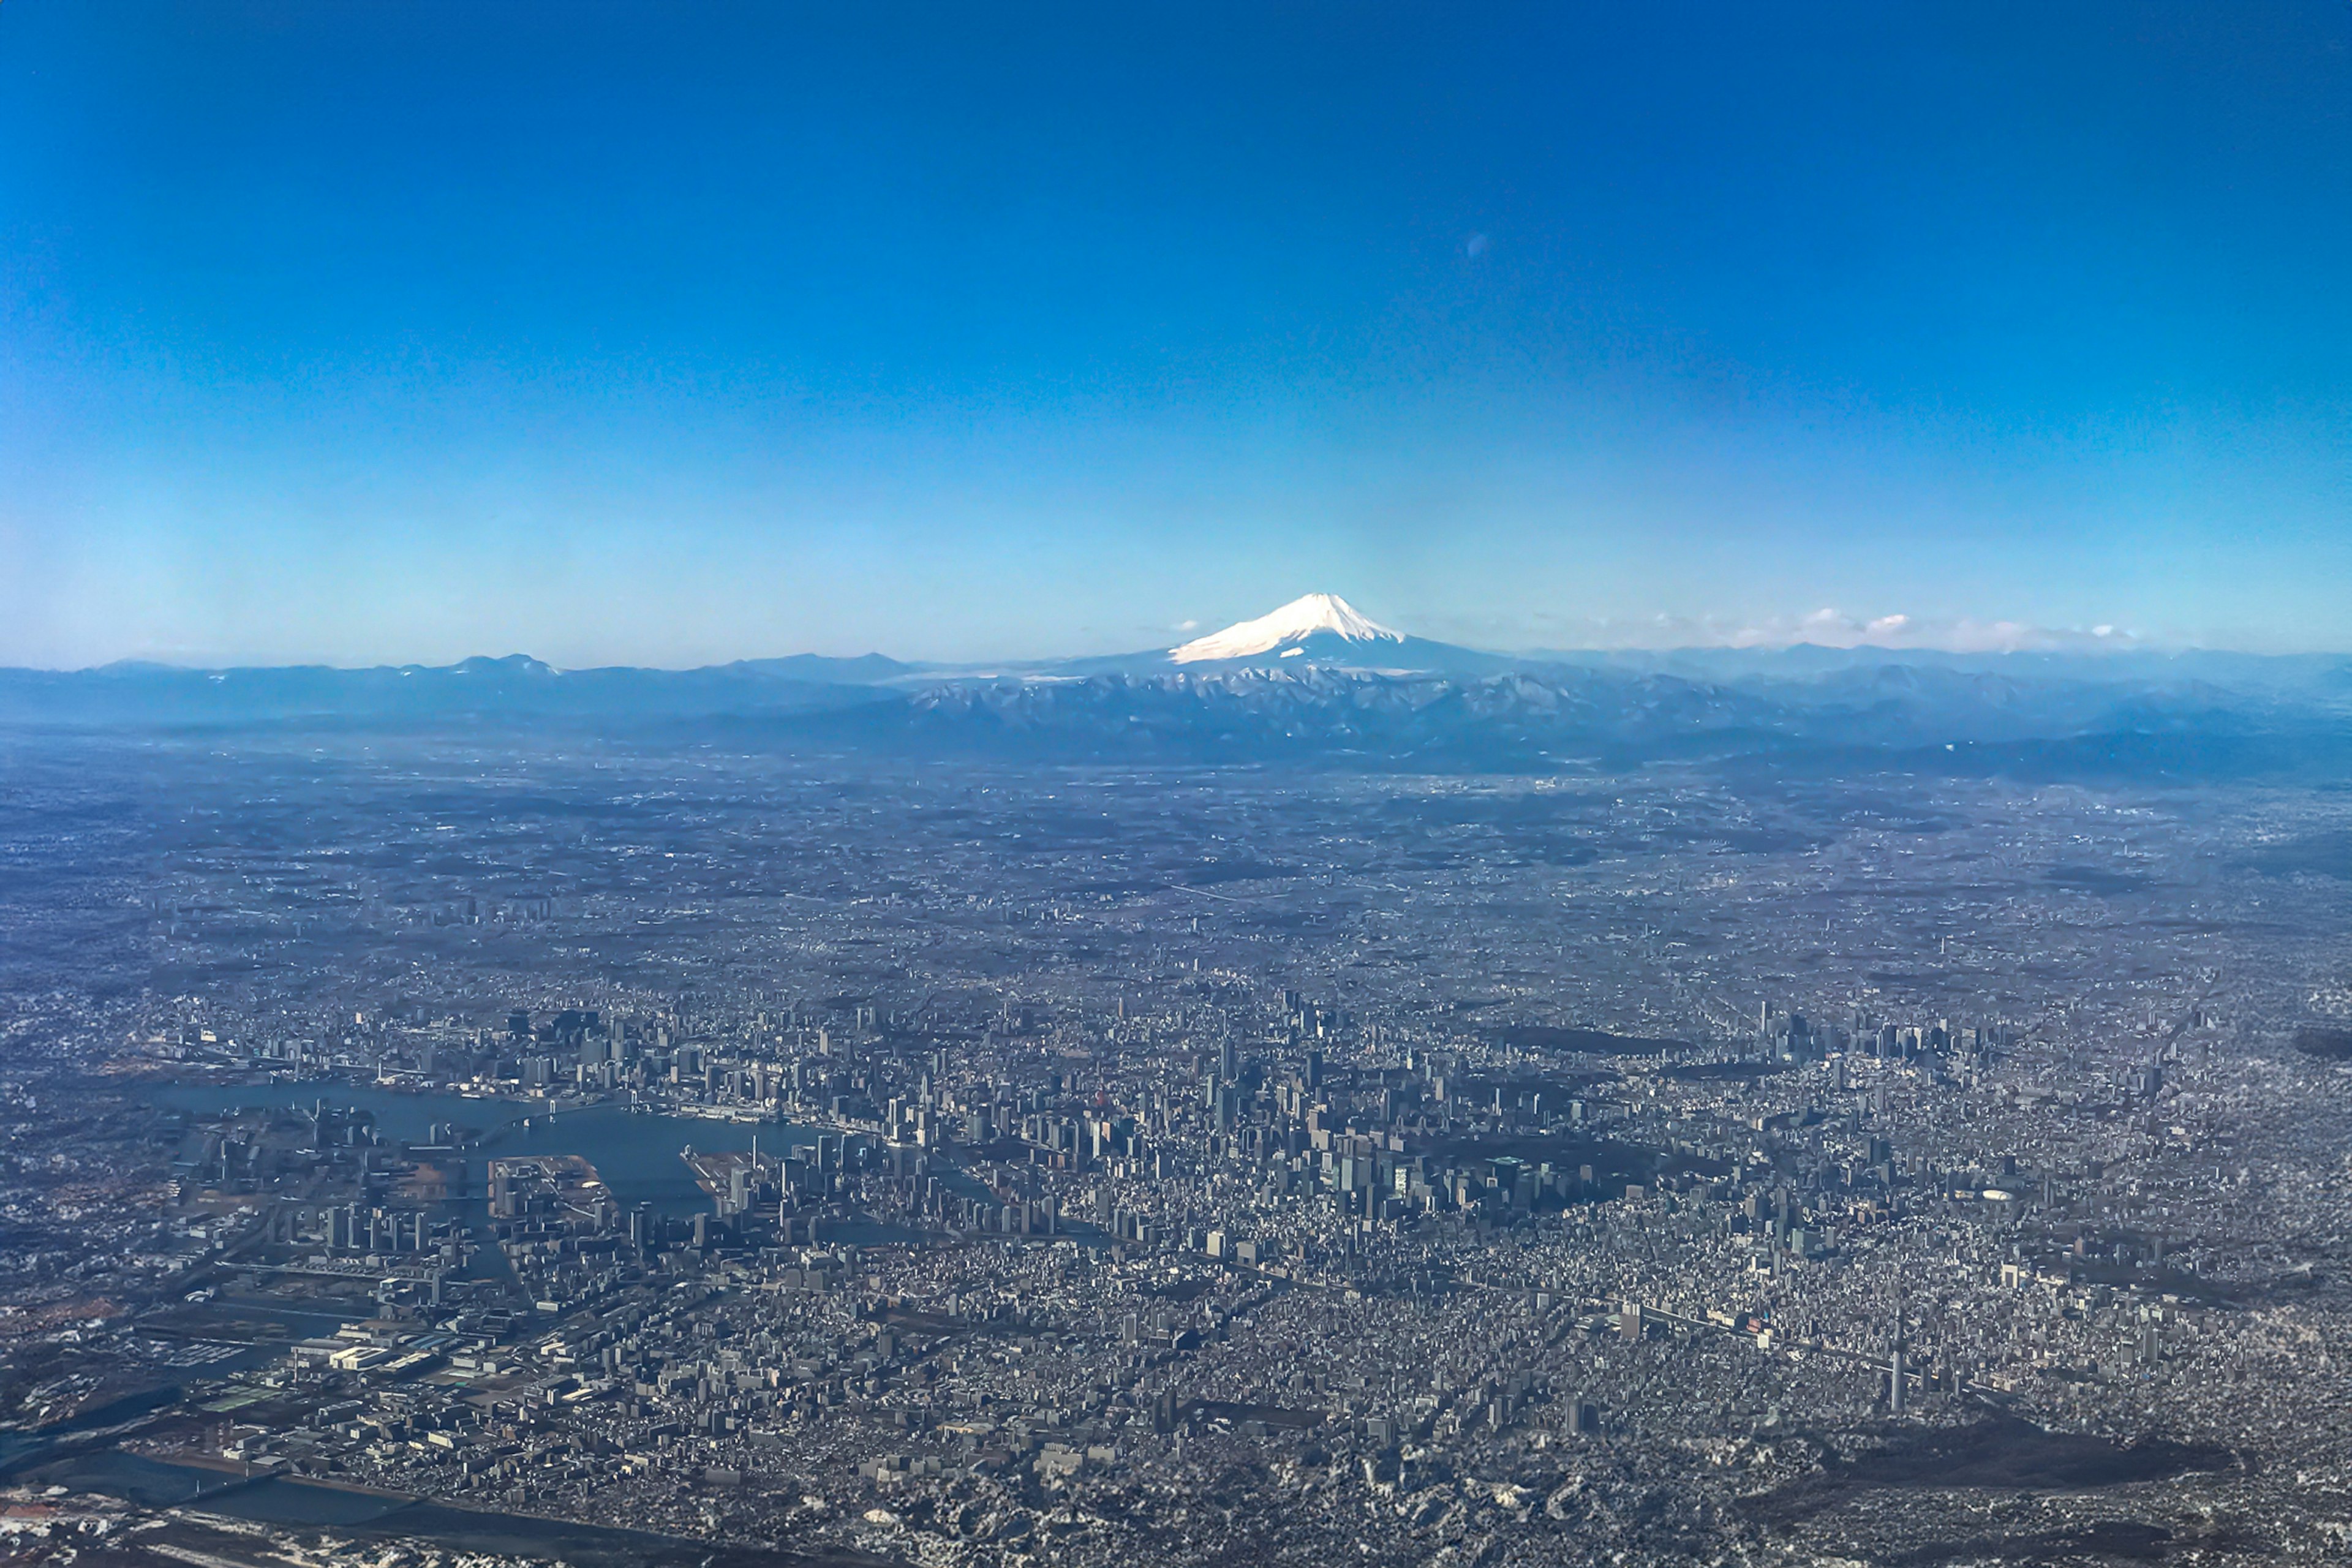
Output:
top-left (20, 1450), bottom-right (227, 1506)
top-left (145, 1082), bottom-right (821, 1217)
top-left (150, 1082), bottom-right (511, 1147)
top-left (0, 1386), bottom-right (197, 1479)
top-left (30, 1455), bottom-right (802, 1565)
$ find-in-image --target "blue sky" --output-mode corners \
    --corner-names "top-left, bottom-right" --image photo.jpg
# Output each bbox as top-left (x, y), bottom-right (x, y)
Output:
top-left (2, 1), bottom-right (2346, 666)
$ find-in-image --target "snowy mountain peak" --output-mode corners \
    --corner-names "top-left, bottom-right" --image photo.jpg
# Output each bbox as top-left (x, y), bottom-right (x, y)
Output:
top-left (1169, 594), bottom-right (1404, 663)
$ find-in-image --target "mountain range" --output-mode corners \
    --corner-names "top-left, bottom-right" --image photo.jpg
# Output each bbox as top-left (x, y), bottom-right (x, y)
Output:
top-left (5, 594), bottom-right (2348, 779)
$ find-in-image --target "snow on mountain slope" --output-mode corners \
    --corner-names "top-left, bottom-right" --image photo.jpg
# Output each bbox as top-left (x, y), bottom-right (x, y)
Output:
top-left (1169, 594), bottom-right (1404, 663)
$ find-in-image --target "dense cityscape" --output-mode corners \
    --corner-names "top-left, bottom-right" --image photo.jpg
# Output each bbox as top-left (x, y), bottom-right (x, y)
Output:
top-left (8, 0), bottom-right (2347, 1562)
top-left (3, 728), bottom-right (2349, 1567)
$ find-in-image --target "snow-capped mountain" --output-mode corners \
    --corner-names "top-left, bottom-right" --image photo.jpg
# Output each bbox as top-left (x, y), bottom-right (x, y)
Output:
top-left (1098, 591), bottom-right (1516, 676)
top-left (1170, 593), bottom-right (1404, 663)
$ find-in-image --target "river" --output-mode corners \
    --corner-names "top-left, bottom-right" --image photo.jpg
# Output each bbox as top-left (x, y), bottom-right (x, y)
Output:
top-left (145, 1080), bottom-right (828, 1217)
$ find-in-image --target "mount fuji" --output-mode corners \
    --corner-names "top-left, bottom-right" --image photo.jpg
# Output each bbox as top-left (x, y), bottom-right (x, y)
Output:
top-left (1050, 592), bottom-right (1513, 676)
top-left (1169, 592), bottom-right (1404, 663)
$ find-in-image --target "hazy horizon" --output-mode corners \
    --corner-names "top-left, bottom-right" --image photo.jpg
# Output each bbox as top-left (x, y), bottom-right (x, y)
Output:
top-left (11, 598), bottom-right (2349, 677)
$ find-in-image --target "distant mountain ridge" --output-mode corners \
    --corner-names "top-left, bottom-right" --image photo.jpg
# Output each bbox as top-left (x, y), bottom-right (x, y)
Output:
top-left (0, 652), bottom-right (908, 726)
top-left (4, 594), bottom-right (2348, 780)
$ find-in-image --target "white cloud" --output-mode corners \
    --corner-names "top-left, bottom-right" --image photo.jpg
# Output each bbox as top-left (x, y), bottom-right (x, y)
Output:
top-left (1513, 608), bottom-right (2146, 654)
top-left (1733, 609), bottom-right (2139, 653)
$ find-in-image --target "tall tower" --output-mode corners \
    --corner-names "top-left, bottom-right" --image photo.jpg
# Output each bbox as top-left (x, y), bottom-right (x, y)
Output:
top-left (1888, 1274), bottom-right (1909, 1416)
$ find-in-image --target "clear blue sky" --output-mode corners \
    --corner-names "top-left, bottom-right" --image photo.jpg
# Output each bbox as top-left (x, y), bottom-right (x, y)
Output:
top-left (2, 1), bottom-right (2346, 666)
